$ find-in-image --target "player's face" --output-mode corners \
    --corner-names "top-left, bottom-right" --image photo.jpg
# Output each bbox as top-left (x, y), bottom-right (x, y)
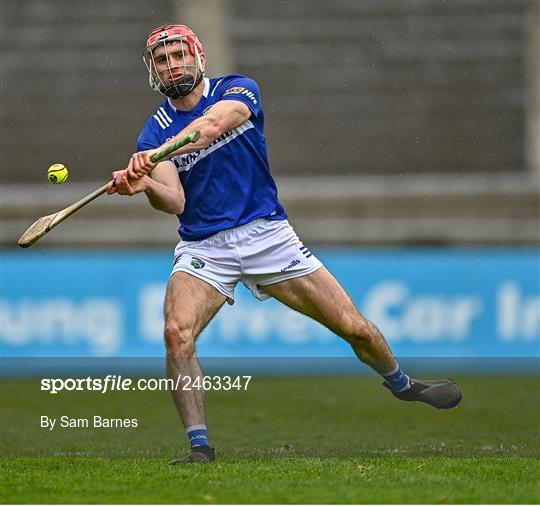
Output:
top-left (152, 40), bottom-right (199, 85)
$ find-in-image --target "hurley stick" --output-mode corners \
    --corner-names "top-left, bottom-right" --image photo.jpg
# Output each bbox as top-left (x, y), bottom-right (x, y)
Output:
top-left (18, 130), bottom-right (200, 248)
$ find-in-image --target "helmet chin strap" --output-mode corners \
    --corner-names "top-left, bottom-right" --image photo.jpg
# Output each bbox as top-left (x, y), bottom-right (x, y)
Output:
top-left (161, 71), bottom-right (203, 99)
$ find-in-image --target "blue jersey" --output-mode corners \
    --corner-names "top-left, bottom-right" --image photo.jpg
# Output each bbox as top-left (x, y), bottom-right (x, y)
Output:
top-left (137, 74), bottom-right (287, 241)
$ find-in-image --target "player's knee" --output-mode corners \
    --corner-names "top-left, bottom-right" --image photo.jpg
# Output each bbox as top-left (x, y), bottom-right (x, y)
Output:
top-left (164, 321), bottom-right (195, 357)
top-left (340, 316), bottom-right (377, 346)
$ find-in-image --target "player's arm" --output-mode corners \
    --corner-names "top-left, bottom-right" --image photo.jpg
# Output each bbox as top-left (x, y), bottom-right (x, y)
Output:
top-left (107, 160), bottom-right (185, 215)
top-left (174, 99), bottom-right (251, 152)
top-left (128, 100), bottom-right (251, 177)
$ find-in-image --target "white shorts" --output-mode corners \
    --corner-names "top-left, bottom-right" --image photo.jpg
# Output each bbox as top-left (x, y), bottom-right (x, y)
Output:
top-left (170, 218), bottom-right (323, 304)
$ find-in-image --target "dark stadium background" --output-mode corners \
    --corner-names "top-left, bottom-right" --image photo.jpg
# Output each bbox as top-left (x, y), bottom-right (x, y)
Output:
top-left (2, 0), bottom-right (538, 248)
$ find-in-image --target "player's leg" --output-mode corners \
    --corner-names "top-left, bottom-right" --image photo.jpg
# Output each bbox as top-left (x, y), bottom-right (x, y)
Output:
top-left (262, 266), bottom-right (396, 372)
top-left (164, 271), bottom-right (227, 463)
top-left (261, 267), bottom-right (462, 409)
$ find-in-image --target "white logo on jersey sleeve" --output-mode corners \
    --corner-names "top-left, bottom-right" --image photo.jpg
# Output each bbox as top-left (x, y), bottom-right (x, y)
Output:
top-left (223, 86), bottom-right (258, 105)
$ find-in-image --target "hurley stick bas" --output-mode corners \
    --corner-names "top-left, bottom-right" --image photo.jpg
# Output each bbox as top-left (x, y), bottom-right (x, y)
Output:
top-left (18, 130), bottom-right (200, 248)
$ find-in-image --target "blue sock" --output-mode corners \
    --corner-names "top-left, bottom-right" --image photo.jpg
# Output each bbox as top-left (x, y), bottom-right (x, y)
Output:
top-left (383, 364), bottom-right (411, 392)
top-left (186, 424), bottom-right (209, 448)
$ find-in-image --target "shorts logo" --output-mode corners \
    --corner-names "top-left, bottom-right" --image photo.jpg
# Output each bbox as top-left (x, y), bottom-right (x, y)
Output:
top-left (281, 259), bottom-right (301, 272)
top-left (173, 254), bottom-right (183, 266)
top-left (191, 257), bottom-right (205, 269)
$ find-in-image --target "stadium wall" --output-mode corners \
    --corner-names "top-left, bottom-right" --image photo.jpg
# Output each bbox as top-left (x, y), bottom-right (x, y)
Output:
top-left (1, 0), bottom-right (536, 182)
top-left (2, 0), bottom-right (538, 248)
top-left (1, 249), bottom-right (538, 360)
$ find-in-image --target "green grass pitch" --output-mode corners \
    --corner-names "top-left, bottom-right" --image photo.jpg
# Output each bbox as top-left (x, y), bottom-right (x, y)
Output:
top-left (1, 374), bottom-right (539, 503)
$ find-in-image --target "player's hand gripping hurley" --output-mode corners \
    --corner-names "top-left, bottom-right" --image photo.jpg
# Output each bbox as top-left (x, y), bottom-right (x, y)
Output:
top-left (18, 131), bottom-right (200, 248)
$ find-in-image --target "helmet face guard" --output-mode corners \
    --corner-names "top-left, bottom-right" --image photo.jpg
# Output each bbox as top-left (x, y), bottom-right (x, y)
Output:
top-left (143, 25), bottom-right (205, 99)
